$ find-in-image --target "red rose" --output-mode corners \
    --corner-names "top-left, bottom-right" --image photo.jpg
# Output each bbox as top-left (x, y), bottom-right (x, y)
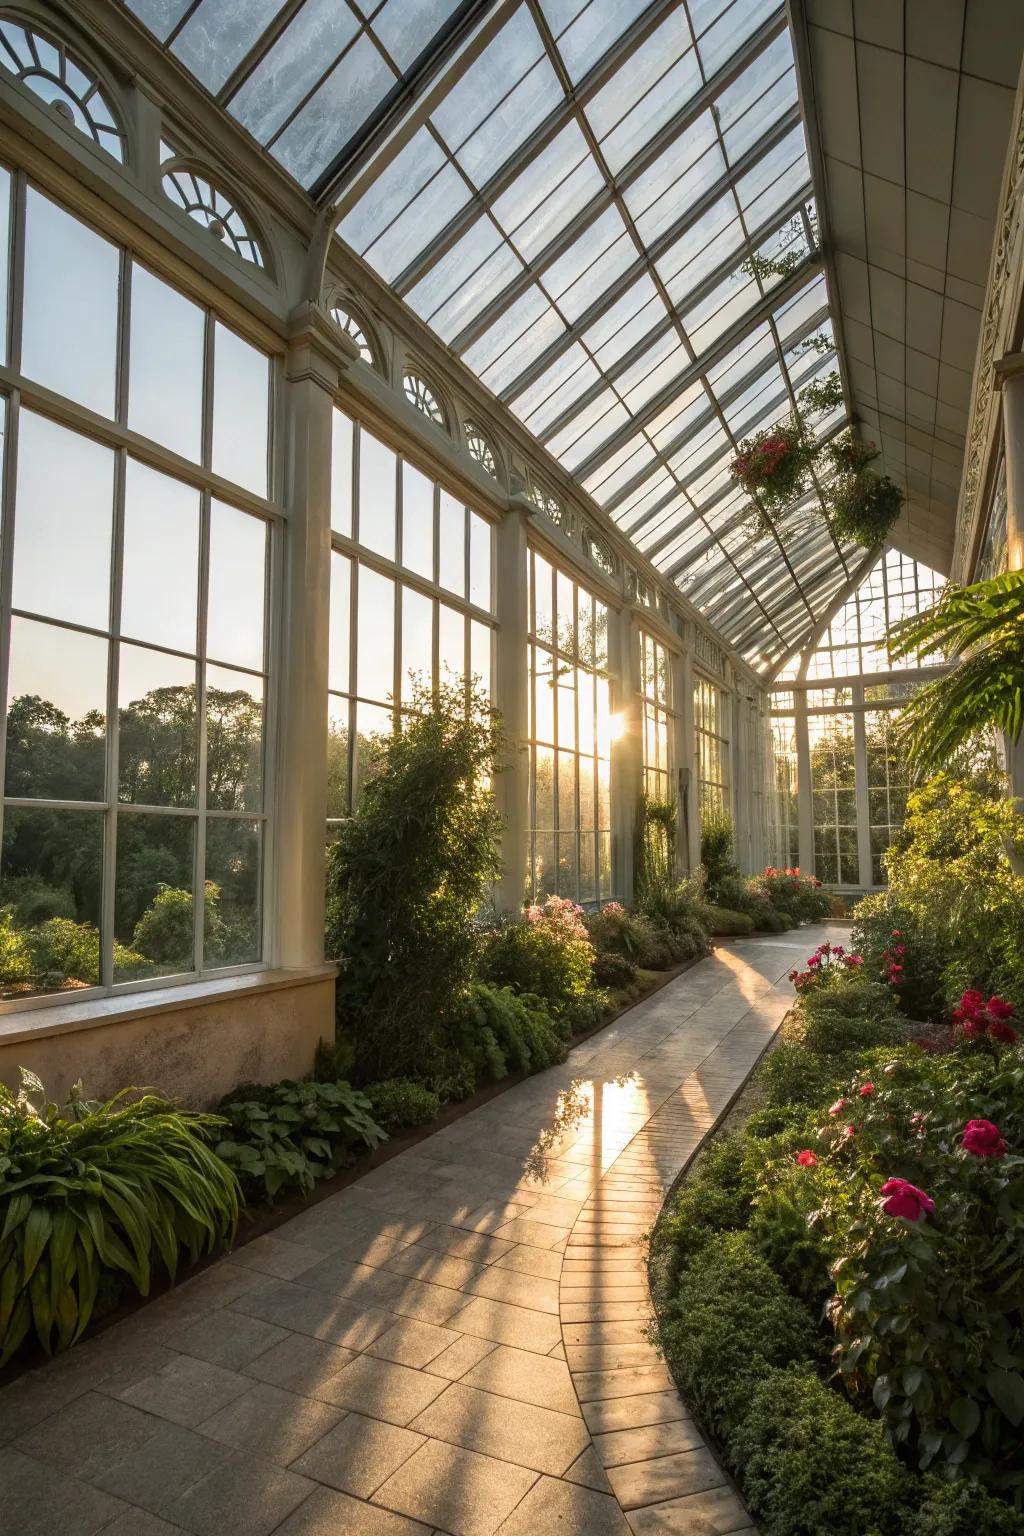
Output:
top-left (987, 996), bottom-right (1016, 1020)
top-left (879, 1178), bottom-right (934, 1221)
top-left (859, 1082), bottom-right (875, 1098)
top-left (796, 1150), bottom-right (818, 1167)
top-left (961, 1119), bottom-right (1006, 1158)
top-left (989, 1018), bottom-right (1018, 1044)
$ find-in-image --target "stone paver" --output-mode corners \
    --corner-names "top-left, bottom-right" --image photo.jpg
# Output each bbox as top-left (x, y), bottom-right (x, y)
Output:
top-left (0, 931), bottom-right (823, 1534)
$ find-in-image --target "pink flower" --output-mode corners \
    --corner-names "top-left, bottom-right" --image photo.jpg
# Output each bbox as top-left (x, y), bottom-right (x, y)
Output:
top-left (961, 1119), bottom-right (1006, 1158)
top-left (859, 1082), bottom-right (875, 1098)
top-left (796, 1150), bottom-right (818, 1167)
top-left (842, 1124), bottom-right (856, 1140)
top-left (807, 953), bottom-right (821, 969)
top-left (879, 1178), bottom-right (934, 1222)
top-left (848, 954), bottom-right (864, 966)
top-left (828, 1098), bottom-right (848, 1117)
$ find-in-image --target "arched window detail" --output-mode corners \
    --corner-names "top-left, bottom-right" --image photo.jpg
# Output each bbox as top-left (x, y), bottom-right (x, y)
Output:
top-left (465, 424), bottom-right (497, 477)
top-left (403, 372), bottom-right (446, 429)
top-left (161, 163), bottom-right (265, 268)
top-left (527, 472), bottom-right (568, 531)
top-left (0, 17), bottom-right (125, 162)
top-left (330, 304), bottom-right (374, 366)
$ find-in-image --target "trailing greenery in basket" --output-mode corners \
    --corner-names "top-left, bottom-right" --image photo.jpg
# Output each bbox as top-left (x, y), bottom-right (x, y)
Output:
top-left (827, 464), bottom-right (905, 548)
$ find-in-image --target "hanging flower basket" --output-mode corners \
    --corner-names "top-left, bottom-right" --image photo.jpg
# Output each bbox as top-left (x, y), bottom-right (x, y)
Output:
top-left (730, 419), bottom-right (813, 511)
top-left (827, 469), bottom-right (904, 548)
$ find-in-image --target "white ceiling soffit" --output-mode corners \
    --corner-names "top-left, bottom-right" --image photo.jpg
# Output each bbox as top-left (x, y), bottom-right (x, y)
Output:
top-left (797, 0), bottom-right (1024, 577)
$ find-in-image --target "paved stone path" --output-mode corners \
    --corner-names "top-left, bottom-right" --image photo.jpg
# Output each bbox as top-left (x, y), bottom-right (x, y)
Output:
top-left (0, 931), bottom-right (820, 1536)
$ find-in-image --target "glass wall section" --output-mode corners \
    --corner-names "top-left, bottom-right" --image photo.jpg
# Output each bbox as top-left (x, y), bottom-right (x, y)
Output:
top-left (770, 715), bottom-right (799, 867)
top-left (640, 632), bottom-right (672, 802)
top-left (864, 708), bottom-right (913, 885)
top-left (695, 676), bottom-right (729, 813)
top-left (805, 549), bottom-right (945, 680)
top-left (808, 710), bottom-right (858, 885)
top-left (326, 410), bottom-right (495, 832)
top-left (528, 551), bottom-right (612, 905)
top-left (0, 179), bottom-right (274, 1002)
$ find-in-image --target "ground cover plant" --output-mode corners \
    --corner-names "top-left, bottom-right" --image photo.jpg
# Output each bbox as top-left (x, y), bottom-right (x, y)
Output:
top-left (651, 910), bottom-right (1024, 1535)
top-left (0, 1071), bottom-right (240, 1365)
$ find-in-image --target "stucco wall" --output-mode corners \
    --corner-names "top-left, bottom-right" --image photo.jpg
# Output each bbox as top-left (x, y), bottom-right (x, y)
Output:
top-left (0, 970), bottom-right (335, 1108)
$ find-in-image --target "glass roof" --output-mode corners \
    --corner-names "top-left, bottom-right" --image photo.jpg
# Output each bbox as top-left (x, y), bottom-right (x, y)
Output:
top-left (123, 0), bottom-right (860, 672)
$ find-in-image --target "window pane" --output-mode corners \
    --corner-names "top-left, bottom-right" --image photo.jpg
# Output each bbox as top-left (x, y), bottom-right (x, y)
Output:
top-left (356, 565), bottom-right (394, 700)
top-left (401, 460), bottom-right (433, 579)
top-left (438, 602), bottom-right (464, 687)
top-left (13, 412), bottom-right (113, 629)
top-left (118, 643), bottom-right (198, 807)
top-left (206, 664), bottom-right (263, 811)
top-left (207, 500), bottom-right (267, 670)
top-left (331, 409), bottom-right (353, 537)
top-left (535, 744), bottom-right (554, 829)
top-left (327, 695), bottom-right (350, 817)
top-left (359, 430), bottom-right (396, 560)
top-left (212, 321), bottom-right (269, 495)
top-left (470, 620), bottom-right (491, 695)
top-left (0, 807), bottom-right (104, 997)
top-left (121, 459), bottom-right (200, 652)
top-left (438, 492), bottom-right (465, 596)
top-left (205, 817), bottom-right (261, 965)
top-left (354, 700), bottom-right (392, 793)
top-left (0, 168), bottom-right (10, 366)
top-left (401, 586), bottom-right (433, 703)
top-left (22, 189), bottom-right (118, 416)
top-left (469, 512), bottom-right (492, 610)
top-left (533, 553), bottom-right (554, 638)
top-left (115, 812), bottom-right (195, 980)
top-left (534, 647), bottom-right (555, 743)
top-left (5, 618), bottom-right (107, 801)
top-left (129, 264), bottom-right (205, 460)
top-left (329, 552), bottom-right (351, 693)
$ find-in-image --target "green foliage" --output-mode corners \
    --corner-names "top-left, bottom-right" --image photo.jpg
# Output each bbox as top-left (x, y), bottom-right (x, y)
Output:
top-left (0, 1071), bottom-right (239, 1365)
top-left (445, 982), bottom-right (570, 1091)
top-left (480, 898), bottom-right (596, 1017)
top-left (634, 795), bottom-right (676, 898)
top-left (888, 570), bottom-right (1024, 773)
top-left (827, 468), bottom-right (904, 548)
top-left (700, 809), bottom-right (739, 904)
top-left (592, 951), bottom-right (638, 989)
top-left (634, 879), bottom-right (712, 962)
top-left (0, 905), bottom-right (32, 985)
top-left (214, 1079), bottom-right (385, 1201)
top-left (852, 890), bottom-right (948, 1021)
top-left (798, 371), bottom-right (844, 416)
top-left (754, 867), bottom-right (831, 923)
top-left (326, 680), bottom-right (502, 1082)
top-left (731, 1367), bottom-right (913, 1536)
top-left (857, 774), bottom-right (1024, 1014)
top-left (658, 1231), bottom-right (822, 1442)
top-left (910, 1480), bottom-right (1024, 1536)
top-left (653, 1133), bottom-right (752, 1285)
top-left (361, 1079), bottom-right (441, 1135)
top-left (701, 905), bottom-right (755, 936)
top-left (312, 1034), bottom-right (356, 1085)
top-left (792, 977), bottom-right (906, 1056)
top-left (131, 882), bottom-right (226, 966)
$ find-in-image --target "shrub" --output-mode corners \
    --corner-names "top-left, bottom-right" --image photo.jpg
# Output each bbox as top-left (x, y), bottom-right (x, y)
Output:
top-left (852, 891), bottom-right (948, 1021)
top-left (792, 974), bottom-right (906, 1057)
top-left (754, 867), bottom-right (830, 923)
top-left (326, 680), bottom-right (501, 1082)
top-left (445, 981), bottom-right (569, 1090)
top-left (586, 902), bottom-right (664, 966)
top-left (701, 905), bottom-right (754, 936)
top-left (654, 1134), bottom-right (752, 1284)
top-left (659, 1231), bottom-right (821, 1442)
top-left (700, 809), bottom-right (739, 904)
top-left (132, 882), bottom-right (226, 966)
top-left (592, 951), bottom-right (637, 988)
top-left (480, 896), bottom-right (596, 1016)
top-left (215, 1079), bottom-right (385, 1201)
top-left (0, 1071), bottom-right (239, 1365)
top-left (0, 904), bottom-right (32, 985)
top-left (760, 1040), bottom-right (851, 1109)
top-left (635, 880), bottom-right (711, 962)
top-left (910, 1480), bottom-right (1024, 1536)
top-left (362, 1079), bottom-right (440, 1134)
top-left (731, 1367), bottom-right (912, 1536)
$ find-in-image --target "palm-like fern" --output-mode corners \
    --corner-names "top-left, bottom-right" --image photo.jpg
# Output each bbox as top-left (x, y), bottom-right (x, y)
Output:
top-left (887, 570), bottom-right (1024, 773)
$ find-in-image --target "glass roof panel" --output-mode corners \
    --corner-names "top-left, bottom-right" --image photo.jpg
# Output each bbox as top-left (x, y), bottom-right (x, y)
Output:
top-left (124, 0), bottom-right (856, 671)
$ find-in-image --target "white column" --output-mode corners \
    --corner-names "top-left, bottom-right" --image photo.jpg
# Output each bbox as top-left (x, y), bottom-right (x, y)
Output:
top-left (271, 305), bottom-right (350, 967)
top-left (611, 606), bottom-right (643, 899)
top-left (492, 504), bottom-right (530, 913)
top-left (853, 684), bottom-right (872, 889)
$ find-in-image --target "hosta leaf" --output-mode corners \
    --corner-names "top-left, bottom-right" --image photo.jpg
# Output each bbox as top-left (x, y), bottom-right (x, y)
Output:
top-left (987, 1368), bottom-right (1024, 1427)
top-left (950, 1397), bottom-right (980, 1438)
